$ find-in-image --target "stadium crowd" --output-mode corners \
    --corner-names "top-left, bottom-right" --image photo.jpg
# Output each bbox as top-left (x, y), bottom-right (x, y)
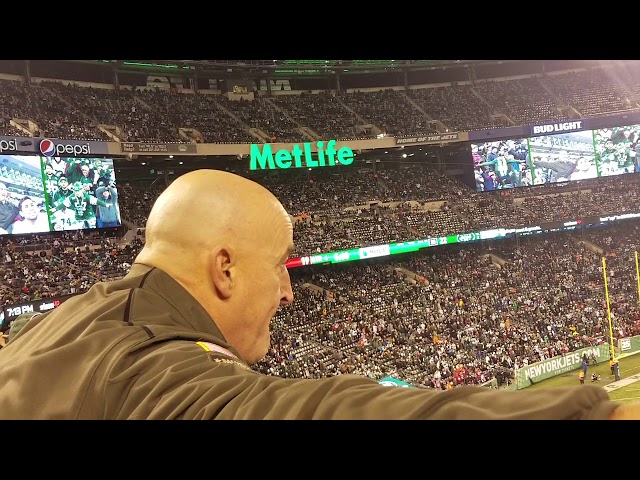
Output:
top-left (112, 166), bottom-right (640, 258)
top-left (0, 63), bottom-right (639, 143)
top-left (250, 222), bottom-right (640, 388)
top-left (4, 168), bottom-right (640, 389)
top-left (4, 61), bottom-right (640, 390)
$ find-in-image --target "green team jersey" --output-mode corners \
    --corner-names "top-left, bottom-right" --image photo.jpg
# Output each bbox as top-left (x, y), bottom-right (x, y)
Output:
top-left (65, 160), bottom-right (85, 184)
top-left (479, 157), bottom-right (520, 176)
top-left (601, 148), bottom-right (617, 163)
top-left (52, 188), bottom-right (73, 209)
top-left (80, 176), bottom-right (94, 188)
top-left (44, 173), bottom-right (60, 196)
top-left (616, 146), bottom-right (634, 168)
top-left (598, 148), bottom-right (619, 174)
top-left (95, 166), bottom-right (113, 181)
top-left (62, 192), bottom-right (107, 220)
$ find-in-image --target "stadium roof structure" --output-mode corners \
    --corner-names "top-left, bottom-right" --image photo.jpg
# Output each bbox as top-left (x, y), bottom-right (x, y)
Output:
top-left (67, 59), bottom-right (520, 78)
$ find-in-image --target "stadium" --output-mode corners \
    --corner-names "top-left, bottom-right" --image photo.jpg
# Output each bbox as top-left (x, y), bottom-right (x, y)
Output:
top-left (2, 59), bottom-right (640, 416)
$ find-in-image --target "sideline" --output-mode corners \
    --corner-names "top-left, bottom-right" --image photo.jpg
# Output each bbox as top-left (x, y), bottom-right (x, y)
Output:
top-left (602, 351), bottom-right (640, 392)
top-left (602, 373), bottom-right (640, 392)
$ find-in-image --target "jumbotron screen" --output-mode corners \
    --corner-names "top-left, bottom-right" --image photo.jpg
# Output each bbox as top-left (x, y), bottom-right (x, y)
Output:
top-left (0, 155), bottom-right (120, 235)
top-left (472, 124), bottom-right (640, 192)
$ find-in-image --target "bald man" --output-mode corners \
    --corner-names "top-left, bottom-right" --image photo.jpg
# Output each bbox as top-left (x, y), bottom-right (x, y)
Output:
top-left (0, 169), bottom-right (639, 420)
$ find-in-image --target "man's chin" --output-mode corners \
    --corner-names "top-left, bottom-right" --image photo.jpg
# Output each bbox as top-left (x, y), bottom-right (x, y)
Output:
top-left (247, 336), bottom-right (271, 365)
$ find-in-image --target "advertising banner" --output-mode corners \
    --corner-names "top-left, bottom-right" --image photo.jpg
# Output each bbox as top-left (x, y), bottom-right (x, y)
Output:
top-left (1, 294), bottom-right (76, 332)
top-left (0, 136), bottom-right (110, 156)
top-left (469, 111), bottom-right (640, 142)
top-left (514, 345), bottom-right (611, 390)
top-left (395, 132), bottom-right (460, 145)
top-left (120, 142), bottom-right (197, 154)
top-left (618, 335), bottom-right (640, 355)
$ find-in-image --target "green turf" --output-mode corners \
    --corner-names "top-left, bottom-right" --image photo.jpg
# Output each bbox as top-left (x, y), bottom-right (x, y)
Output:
top-left (522, 351), bottom-right (640, 404)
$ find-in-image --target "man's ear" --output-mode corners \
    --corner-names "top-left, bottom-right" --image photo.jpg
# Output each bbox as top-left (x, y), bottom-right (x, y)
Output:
top-left (210, 246), bottom-right (234, 299)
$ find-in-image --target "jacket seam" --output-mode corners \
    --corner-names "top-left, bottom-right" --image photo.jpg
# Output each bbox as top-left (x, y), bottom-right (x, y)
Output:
top-left (74, 327), bottom-right (148, 420)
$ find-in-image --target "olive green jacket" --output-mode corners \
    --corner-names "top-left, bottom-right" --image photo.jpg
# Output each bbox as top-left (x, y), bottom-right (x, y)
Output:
top-left (0, 263), bottom-right (619, 420)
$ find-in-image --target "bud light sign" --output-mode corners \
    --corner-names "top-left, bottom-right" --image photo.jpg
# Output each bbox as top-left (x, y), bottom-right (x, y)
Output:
top-left (531, 121), bottom-right (583, 136)
top-left (39, 138), bottom-right (91, 157)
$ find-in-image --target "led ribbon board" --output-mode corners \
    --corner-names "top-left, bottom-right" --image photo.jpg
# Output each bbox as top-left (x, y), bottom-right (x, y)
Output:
top-left (285, 211), bottom-right (640, 269)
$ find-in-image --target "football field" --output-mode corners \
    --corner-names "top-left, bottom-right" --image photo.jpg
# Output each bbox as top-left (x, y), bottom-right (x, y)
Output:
top-left (522, 351), bottom-right (640, 404)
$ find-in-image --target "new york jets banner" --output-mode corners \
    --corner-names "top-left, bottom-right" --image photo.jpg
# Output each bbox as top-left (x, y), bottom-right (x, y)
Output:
top-left (515, 345), bottom-right (611, 390)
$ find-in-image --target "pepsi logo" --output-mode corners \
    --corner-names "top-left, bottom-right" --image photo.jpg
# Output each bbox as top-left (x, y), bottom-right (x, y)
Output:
top-left (39, 139), bottom-right (56, 157)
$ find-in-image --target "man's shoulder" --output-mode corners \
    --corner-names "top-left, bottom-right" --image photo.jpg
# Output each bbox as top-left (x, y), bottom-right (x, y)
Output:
top-left (59, 266), bottom-right (157, 312)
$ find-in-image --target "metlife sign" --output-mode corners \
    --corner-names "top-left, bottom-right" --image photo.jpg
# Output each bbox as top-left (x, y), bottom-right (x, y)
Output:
top-left (0, 135), bottom-right (109, 156)
top-left (530, 121), bottom-right (583, 136)
top-left (249, 140), bottom-right (354, 171)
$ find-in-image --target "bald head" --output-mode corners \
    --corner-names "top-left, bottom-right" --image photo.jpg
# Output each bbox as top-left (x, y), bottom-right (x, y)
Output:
top-left (135, 169), bottom-right (295, 364)
top-left (141, 169), bottom-right (283, 258)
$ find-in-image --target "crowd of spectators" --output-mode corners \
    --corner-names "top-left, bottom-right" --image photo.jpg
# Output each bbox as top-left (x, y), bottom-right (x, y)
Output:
top-left (612, 63), bottom-right (640, 100)
top-left (42, 82), bottom-right (178, 143)
top-left (4, 63), bottom-right (640, 390)
top-left (542, 69), bottom-right (634, 117)
top-left (216, 95), bottom-right (305, 143)
top-left (134, 89), bottom-right (256, 143)
top-left (0, 118), bottom-right (24, 137)
top-left (253, 223), bottom-right (640, 388)
top-left (335, 89), bottom-right (435, 137)
top-left (4, 169), bottom-right (640, 390)
top-left (1, 65), bottom-right (639, 143)
top-left (0, 79), bottom-right (110, 141)
top-left (117, 181), bottom-right (166, 227)
top-left (111, 163), bottom-right (640, 259)
top-left (406, 83), bottom-right (503, 131)
top-left (472, 76), bottom-right (568, 126)
top-left (0, 229), bottom-right (136, 306)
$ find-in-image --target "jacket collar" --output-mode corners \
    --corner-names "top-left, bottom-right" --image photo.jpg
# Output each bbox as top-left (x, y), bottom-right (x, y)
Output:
top-left (124, 263), bottom-right (242, 360)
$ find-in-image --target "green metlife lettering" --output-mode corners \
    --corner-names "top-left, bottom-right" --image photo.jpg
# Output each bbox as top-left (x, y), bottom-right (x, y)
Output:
top-left (249, 140), bottom-right (354, 170)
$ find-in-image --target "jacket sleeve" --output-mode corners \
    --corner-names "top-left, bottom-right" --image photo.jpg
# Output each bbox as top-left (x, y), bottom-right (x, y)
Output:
top-left (105, 340), bottom-right (619, 420)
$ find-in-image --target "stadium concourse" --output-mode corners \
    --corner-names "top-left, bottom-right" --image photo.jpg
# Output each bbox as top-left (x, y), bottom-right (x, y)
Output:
top-left (3, 60), bottom-right (640, 390)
